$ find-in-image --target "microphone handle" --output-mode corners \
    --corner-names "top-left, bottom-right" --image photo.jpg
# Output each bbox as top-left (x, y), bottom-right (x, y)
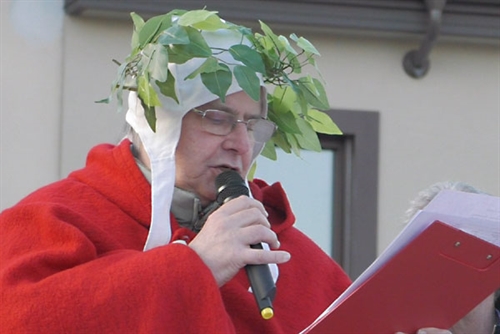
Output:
top-left (214, 170), bottom-right (276, 319)
top-left (246, 243), bottom-right (276, 320)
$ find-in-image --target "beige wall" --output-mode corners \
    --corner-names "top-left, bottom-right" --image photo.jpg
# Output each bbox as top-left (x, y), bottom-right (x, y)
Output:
top-left (1, 2), bottom-right (499, 253)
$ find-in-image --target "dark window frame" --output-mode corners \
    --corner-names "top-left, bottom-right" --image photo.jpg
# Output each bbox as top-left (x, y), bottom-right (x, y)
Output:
top-left (322, 109), bottom-right (379, 279)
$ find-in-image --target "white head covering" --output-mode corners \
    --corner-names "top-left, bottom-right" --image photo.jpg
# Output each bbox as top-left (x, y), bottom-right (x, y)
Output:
top-left (125, 28), bottom-right (266, 251)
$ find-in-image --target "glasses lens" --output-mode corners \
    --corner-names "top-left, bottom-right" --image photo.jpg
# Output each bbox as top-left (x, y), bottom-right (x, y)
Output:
top-left (249, 119), bottom-right (276, 143)
top-left (199, 109), bottom-right (276, 143)
top-left (202, 110), bottom-right (234, 135)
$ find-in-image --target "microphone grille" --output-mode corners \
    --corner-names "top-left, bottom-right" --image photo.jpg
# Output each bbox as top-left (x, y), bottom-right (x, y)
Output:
top-left (215, 170), bottom-right (249, 204)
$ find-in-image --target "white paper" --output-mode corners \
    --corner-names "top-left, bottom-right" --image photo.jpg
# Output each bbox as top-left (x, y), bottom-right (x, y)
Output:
top-left (301, 190), bottom-right (500, 333)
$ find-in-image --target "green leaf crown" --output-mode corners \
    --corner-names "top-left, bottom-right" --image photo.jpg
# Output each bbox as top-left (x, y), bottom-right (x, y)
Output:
top-left (100, 9), bottom-right (342, 161)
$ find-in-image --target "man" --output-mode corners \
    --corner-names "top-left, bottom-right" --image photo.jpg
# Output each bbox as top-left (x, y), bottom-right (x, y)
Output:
top-left (0, 9), bottom-right (455, 333)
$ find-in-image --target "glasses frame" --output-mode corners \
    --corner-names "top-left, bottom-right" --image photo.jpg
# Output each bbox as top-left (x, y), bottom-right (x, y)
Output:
top-left (192, 108), bottom-right (276, 143)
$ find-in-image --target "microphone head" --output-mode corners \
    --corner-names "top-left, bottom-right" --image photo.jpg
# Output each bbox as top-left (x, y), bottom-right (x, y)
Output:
top-left (215, 170), bottom-right (249, 204)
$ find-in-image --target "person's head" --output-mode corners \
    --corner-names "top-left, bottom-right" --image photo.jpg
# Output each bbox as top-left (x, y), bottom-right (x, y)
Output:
top-left (174, 88), bottom-right (273, 206)
top-left (108, 9), bottom-right (338, 248)
top-left (404, 181), bottom-right (484, 223)
top-left (132, 87), bottom-right (271, 206)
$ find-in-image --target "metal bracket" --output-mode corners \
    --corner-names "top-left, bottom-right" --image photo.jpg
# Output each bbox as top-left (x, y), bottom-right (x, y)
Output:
top-left (403, 0), bottom-right (447, 79)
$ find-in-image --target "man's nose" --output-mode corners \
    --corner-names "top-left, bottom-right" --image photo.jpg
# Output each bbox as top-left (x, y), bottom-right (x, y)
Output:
top-left (222, 122), bottom-right (253, 154)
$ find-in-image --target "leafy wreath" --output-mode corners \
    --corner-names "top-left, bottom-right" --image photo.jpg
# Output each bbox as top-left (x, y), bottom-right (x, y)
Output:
top-left (99, 9), bottom-right (342, 161)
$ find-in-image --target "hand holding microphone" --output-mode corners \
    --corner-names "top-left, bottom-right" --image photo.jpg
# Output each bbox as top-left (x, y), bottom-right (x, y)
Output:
top-left (188, 170), bottom-right (290, 319)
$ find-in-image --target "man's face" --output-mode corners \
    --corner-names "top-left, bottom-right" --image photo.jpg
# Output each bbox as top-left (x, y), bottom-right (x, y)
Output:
top-left (175, 90), bottom-right (263, 206)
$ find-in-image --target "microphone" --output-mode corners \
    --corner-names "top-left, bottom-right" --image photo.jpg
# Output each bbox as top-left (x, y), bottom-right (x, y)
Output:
top-left (215, 170), bottom-right (276, 320)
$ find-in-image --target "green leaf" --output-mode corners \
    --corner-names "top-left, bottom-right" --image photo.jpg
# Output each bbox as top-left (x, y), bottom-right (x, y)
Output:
top-left (259, 21), bottom-right (282, 52)
top-left (168, 26), bottom-right (212, 63)
top-left (268, 110), bottom-right (301, 134)
top-left (312, 77), bottom-right (330, 109)
top-left (138, 75), bottom-right (161, 107)
top-left (294, 118), bottom-right (322, 151)
top-left (155, 69), bottom-right (178, 104)
top-left (278, 35), bottom-right (297, 56)
top-left (141, 99), bottom-right (157, 132)
top-left (306, 109), bottom-right (342, 135)
top-left (95, 96), bottom-right (110, 104)
top-left (138, 14), bottom-right (172, 48)
top-left (131, 12), bottom-right (145, 31)
top-left (269, 86), bottom-right (294, 114)
top-left (271, 130), bottom-right (291, 154)
top-left (277, 35), bottom-right (301, 74)
top-left (191, 14), bottom-right (229, 31)
top-left (233, 65), bottom-right (260, 101)
top-left (149, 44), bottom-right (169, 82)
top-left (229, 44), bottom-right (265, 74)
top-left (296, 36), bottom-right (320, 55)
top-left (260, 140), bottom-right (278, 160)
top-left (247, 161), bottom-right (258, 180)
top-left (157, 25), bottom-right (190, 45)
top-left (184, 57), bottom-right (219, 80)
top-left (201, 63), bottom-right (232, 102)
top-left (296, 76), bottom-right (330, 110)
top-left (130, 13), bottom-right (145, 50)
top-left (177, 9), bottom-right (219, 27)
top-left (285, 132), bottom-right (301, 156)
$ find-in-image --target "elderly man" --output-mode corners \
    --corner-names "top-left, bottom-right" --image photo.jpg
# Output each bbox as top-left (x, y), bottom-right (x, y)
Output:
top-left (0, 9), bottom-right (457, 333)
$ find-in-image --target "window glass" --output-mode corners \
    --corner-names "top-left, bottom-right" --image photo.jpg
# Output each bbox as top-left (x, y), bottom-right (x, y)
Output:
top-left (255, 149), bottom-right (335, 256)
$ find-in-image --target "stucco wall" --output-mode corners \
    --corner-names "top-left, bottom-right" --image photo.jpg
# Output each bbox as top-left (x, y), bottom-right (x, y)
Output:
top-left (1, 2), bottom-right (499, 254)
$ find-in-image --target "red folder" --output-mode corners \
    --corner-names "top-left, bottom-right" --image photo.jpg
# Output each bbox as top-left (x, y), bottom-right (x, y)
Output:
top-left (303, 221), bottom-right (500, 333)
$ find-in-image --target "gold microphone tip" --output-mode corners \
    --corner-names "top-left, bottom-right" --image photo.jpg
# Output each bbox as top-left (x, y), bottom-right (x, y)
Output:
top-left (261, 307), bottom-right (274, 320)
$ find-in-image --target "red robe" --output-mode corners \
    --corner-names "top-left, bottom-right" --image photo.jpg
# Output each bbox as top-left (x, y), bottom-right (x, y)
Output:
top-left (0, 140), bottom-right (351, 333)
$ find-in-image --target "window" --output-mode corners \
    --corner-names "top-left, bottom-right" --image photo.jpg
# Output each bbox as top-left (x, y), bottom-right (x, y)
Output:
top-left (258, 109), bottom-right (379, 279)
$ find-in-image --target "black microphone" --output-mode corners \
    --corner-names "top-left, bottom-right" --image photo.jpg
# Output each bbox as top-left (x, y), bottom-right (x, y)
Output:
top-left (215, 170), bottom-right (276, 320)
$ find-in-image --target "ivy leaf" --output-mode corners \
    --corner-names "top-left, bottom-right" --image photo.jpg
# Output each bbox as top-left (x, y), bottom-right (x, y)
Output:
top-left (306, 109), bottom-right (342, 135)
top-left (191, 14), bottom-right (229, 31)
top-left (270, 86), bottom-right (296, 114)
top-left (268, 110), bottom-right (301, 134)
top-left (277, 35), bottom-right (301, 73)
top-left (247, 161), bottom-right (258, 181)
top-left (155, 69), bottom-right (178, 104)
top-left (234, 65), bottom-right (260, 101)
top-left (296, 76), bottom-right (329, 110)
top-left (229, 44), bottom-right (265, 74)
top-left (138, 14), bottom-right (172, 48)
top-left (285, 132), bottom-right (301, 156)
top-left (130, 12), bottom-right (145, 49)
top-left (168, 26), bottom-right (211, 63)
top-left (141, 99), bottom-right (157, 132)
top-left (138, 74), bottom-right (161, 108)
top-left (149, 44), bottom-right (169, 82)
top-left (294, 118), bottom-right (322, 151)
top-left (260, 140), bottom-right (278, 161)
top-left (184, 56), bottom-right (219, 80)
top-left (177, 9), bottom-right (219, 27)
top-left (201, 63), bottom-right (232, 102)
top-left (259, 21), bottom-right (283, 53)
top-left (271, 129), bottom-right (291, 154)
top-left (157, 25), bottom-right (190, 45)
top-left (297, 36), bottom-right (320, 55)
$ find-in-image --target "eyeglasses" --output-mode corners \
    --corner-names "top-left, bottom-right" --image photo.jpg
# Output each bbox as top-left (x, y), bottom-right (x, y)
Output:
top-left (192, 109), bottom-right (276, 144)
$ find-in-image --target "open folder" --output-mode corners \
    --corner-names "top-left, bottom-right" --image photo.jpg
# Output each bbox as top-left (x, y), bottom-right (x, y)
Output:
top-left (301, 190), bottom-right (500, 334)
